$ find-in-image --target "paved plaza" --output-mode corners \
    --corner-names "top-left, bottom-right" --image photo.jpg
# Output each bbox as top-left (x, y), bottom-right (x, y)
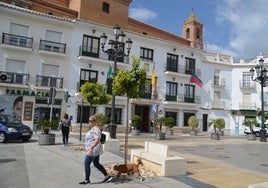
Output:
top-left (0, 131), bottom-right (268, 188)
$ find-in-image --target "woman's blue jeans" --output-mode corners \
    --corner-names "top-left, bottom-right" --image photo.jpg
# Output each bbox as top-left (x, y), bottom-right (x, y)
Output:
top-left (84, 154), bottom-right (107, 181)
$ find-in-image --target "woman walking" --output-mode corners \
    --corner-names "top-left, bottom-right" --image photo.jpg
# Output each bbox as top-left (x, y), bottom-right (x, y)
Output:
top-left (79, 115), bottom-right (112, 185)
top-left (60, 113), bottom-right (71, 146)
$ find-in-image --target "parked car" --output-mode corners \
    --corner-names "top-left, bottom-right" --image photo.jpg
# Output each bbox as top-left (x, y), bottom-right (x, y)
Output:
top-left (244, 123), bottom-right (268, 137)
top-left (0, 114), bottom-right (32, 143)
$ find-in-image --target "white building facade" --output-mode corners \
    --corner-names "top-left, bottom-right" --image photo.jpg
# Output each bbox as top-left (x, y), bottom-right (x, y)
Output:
top-left (1, 1), bottom-right (267, 135)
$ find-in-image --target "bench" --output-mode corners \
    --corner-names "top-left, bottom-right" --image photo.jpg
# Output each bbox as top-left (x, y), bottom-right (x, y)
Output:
top-left (130, 141), bottom-right (186, 176)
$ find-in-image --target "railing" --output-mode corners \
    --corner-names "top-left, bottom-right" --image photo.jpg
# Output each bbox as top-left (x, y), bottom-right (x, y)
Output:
top-left (2, 33), bottom-right (33, 48)
top-left (36, 75), bottom-right (63, 88)
top-left (39, 40), bottom-right (66, 54)
top-left (0, 71), bottom-right (29, 85)
top-left (212, 100), bottom-right (225, 109)
top-left (165, 65), bottom-right (201, 77)
top-left (239, 102), bottom-right (256, 110)
top-left (166, 94), bottom-right (201, 104)
top-left (79, 46), bottom-right (130, 64)
top-left (239, 80), bottom-right (256, 89)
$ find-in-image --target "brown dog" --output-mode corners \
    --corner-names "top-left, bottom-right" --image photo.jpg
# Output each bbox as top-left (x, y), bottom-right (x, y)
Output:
top-left (113, 158), bottom-right (144, 181)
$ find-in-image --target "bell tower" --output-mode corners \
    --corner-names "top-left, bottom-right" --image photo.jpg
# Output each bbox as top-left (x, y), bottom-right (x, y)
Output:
top-left (182, 11), bottom-right (203, 50)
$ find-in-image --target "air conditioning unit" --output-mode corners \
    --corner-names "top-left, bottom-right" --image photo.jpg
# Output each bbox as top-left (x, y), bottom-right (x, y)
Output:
top-left (0, 73), bottom-right (7, 81)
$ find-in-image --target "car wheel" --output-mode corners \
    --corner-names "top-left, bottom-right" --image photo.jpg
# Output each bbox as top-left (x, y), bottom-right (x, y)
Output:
top-left (0, 132), bottom-right (6, 143)
top-left (255, 132), bottom-right (260, 137)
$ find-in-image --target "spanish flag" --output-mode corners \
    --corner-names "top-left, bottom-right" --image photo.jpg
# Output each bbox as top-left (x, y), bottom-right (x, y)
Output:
top-left (151, 64), bottom-right (156, 87)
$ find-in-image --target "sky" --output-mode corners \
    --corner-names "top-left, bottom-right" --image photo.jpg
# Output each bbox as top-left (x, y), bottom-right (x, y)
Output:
top-left (129, 0), bottom-right (268, 61)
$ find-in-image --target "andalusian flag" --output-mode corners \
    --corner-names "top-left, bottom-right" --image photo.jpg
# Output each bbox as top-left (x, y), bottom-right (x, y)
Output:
top-left (107, 63), bottom-right (113, 79)
top-left (151, 64), bottom-right (156, 87)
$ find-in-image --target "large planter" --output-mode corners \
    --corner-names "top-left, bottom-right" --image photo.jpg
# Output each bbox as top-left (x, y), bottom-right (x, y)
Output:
top-left (247, 134), bottom-right (256, 140)
top-left (166, 129), bottom-right (173, 135)
top-left (210, 133), bottom-right (220, 140)
top-left (190, 130), bottom-right (197, 136)
top-left (38, 133), bottom-right (56, 145)
top-left (155, 132), bottom-right (166, 140)
top-left (218, 130), bottom-right (224, 136)
top-left (131, 129), bottom-right (140, 136)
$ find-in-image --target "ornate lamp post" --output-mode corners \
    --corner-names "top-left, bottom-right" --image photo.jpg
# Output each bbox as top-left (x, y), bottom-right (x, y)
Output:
top-left (100, 25), bottom-right (132, 139)
top-left (250, 57), bottom-right (267, 142)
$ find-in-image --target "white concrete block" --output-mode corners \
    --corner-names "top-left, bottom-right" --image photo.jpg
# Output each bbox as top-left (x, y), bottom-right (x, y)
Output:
top-left (103, 139), bottom-right (120, 152)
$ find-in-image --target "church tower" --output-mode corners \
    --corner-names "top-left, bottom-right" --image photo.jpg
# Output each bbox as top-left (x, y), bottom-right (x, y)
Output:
top-left (182, 11), bottom-right (203, 50)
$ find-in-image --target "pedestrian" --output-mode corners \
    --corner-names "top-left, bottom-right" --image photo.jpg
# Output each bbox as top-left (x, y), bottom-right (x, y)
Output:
top-left (60, 113), bottom-right (71, 146)
top-left (79, 115), bottom-right (112, 185)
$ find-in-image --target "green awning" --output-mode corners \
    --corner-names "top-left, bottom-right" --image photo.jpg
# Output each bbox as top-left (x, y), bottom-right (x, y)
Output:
top-left (230, 110), bottom-right (257, 117)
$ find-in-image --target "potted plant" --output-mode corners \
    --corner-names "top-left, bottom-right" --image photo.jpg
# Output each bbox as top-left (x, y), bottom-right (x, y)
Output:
top-left (218, 119), bottom-right (225, 136)
top-left (165, 117), bottom-right (174, 135)
top-left (37, 119), bottom-right (57, 145)
top-left (209, 118), bottom-right (225, 140)
top-left (188, 115), bottom-right (199, 136)
top-left (154, 117), bottom-right (166, 140)
top-left (130, 114), bottom-right (142, 135)
top-left (243, 118), bottom-right (257, 140)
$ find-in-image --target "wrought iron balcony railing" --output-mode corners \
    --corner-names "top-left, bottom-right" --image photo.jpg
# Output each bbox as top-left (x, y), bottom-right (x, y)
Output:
top-left (2, 33), bottom-right (33, 48)
top-left (0, 71), bottom-right (29, 85)
top-left (39, 40), bottom-right (66, 54)
top-left (36, 75), bottom-right (63, 88)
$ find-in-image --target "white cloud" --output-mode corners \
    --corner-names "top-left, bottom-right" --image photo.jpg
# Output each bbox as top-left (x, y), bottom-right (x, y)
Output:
top-left (213, 0), bottom-right (268, 59)
top-left (129, 7), bottom-right (157, 21)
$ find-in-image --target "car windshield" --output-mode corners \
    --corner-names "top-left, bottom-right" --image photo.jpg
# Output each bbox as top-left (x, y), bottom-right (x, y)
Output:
top-left (0, 115), bottom-right (21, 124)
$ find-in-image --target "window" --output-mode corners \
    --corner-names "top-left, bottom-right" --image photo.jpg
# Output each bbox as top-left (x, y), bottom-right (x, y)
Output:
top-left (80, 69), bottom-right (98, 86)
top-left (167, 53), bottom-right (178, 72)
top-left (81, 35), bottom-right (100, 57)
top-left (185, 58), bottom-right (195, 74)
top-left (166, 82), bottom-right (177, 101)
top-left (42, 64), bottom-right (59, 77)
top-left (7, 59), bottom-right (26, 73)
top-left (186, 28), bottom-right (190, 38)
top-left (165, 112), bottom-right (177, 126)
top-left (243, 93), bottom-right (251, 109)
top-left (140, 79), bottom-right (152, 99)
top-left (140, 47), bottom-right (153, 61)
top-left (105, 108), bottom-right (122, 124)
top-left (41, 64), bottom-right (59, 87)
top-left (102, 2), bottom-right (109, 13)
top-left (196, 28), bottom-right (200, 39)
top-left (45, 30), bottom-right (62, 43)
top-left (213, 91), bottom-right (221, 108)
top-left (10, 23), bottom-right (29, 36)
top-left (184, 84), bottom-right (195, 103)
top-left (242, 72), bottom-right (251, 87)
top-left (214, 70), bottom-right (220, 85)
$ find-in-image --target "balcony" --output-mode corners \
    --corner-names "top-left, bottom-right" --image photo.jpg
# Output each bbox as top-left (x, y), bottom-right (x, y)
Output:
top-left (239, 80), bottom-right (256, 89)
top-left (39, 40), bottom-right (66, 54)
top-left (212, 100), bottom-right (225, 109)
top-left (78, 46), bottom-right (129, 64)
top-left (212, 78), bottom-right (226, 87)
top-left (239, 102), bottom-right (256, 110)
top-left (0, 71), bottom-right (29, 85)
top-left (1, 33), bottom-right (33, 49)
top-left (166, 94), bottom-right (201, 104)
top-left (36, 75), bottom-right (63, 88)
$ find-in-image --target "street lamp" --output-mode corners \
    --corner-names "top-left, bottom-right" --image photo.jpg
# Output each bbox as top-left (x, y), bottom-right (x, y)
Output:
top-left (250, 57), bottom-right (267, 142)
top-left (100, 25), bottom-right (132, 139)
